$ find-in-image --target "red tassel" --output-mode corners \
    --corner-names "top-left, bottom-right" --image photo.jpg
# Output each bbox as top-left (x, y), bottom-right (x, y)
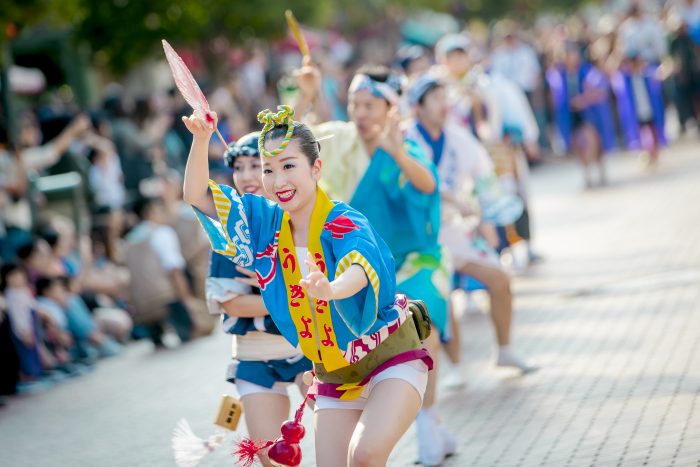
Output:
top-left (232, 439), bottom-right (273, 467)
top-left (231, 395), bottom-right (310, 467)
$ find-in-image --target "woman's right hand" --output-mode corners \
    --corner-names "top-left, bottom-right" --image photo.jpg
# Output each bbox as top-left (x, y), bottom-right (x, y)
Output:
top-left (300, 252), bottom-right (335, 301)
top-left (294, 56), bottom-right (321, 99)
top-left (182, 112), bottom-right (217, 140)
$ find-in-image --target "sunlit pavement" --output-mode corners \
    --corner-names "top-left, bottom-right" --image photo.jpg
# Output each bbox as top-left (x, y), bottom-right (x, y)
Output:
top-left (2, 136), bottom-right (700, 467)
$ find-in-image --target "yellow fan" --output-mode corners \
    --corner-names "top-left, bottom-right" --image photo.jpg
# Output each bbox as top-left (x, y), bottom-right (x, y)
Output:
top-left (285, 10), bottom-right (310, 58)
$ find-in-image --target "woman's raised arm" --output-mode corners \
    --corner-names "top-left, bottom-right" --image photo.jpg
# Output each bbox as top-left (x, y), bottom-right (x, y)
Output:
top-left (182, 113), bottom-right (217, 217)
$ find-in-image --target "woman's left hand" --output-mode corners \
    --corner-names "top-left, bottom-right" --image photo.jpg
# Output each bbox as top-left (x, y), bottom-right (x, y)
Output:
top-left (234, 266), bottom-right (260, 289)
top-left (299, 252), bottom-right (334, 301)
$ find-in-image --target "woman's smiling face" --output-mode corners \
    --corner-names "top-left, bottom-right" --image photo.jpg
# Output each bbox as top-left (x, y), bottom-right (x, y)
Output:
top-left (261, 137), bottom-right (321, 214)
top-left (232, 156), bottom-right (263, 195)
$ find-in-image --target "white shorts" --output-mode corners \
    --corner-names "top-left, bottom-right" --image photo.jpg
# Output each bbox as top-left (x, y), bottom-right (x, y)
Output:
top-left (236, 379), bottom-right (292, 398)
top-left (314, 360), bottom-right (429, 411)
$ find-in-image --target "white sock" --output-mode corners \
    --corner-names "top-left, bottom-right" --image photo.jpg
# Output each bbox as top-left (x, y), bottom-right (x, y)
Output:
top-left (416, 407), bottom-right (446, 465)
top-left (441, 363), bottom-right (467, 388)
top-left (497, 346), bottom-right (537, 372)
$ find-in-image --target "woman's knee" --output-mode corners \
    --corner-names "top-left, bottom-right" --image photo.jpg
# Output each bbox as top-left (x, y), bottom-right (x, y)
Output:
top-left (348, 438), bottom-right (387, 467)
top-left (488, 270), bottom-right (511, 295)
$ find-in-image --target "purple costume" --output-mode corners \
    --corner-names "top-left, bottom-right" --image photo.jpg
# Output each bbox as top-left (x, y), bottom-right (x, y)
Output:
top-left (610, 64), bottom-right (667, 150)
top-left (547, 62), bottom-right (617, 153)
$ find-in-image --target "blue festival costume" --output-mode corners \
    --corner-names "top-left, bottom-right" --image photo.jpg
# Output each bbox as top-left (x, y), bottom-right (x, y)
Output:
top-left (309, 73), bottom-right (450, 341)
top-left (195, 182), bottom-right (431, 400)
top-left (208, 251), bottom-right (312, 390)
top-left (347, 139), bottom-right (451, 341)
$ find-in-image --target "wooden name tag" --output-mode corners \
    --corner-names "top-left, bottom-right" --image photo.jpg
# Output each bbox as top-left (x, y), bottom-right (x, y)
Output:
top-left (214, 395), bottom-right (243, 431)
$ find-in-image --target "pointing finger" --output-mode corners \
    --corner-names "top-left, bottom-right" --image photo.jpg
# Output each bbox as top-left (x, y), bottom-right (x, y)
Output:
top-left (305, 252), bottom-right (319, 273)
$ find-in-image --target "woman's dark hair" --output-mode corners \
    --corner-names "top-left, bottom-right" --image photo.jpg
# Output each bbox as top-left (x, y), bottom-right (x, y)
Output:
top-left (102, 94), bottom-right (128, 119)
top-left (86, 147), bottom-right (99, 164)
top-left (39, 227), bottom-right (60, 250)
top-left (263, 123), bottom-right (321, 166)
top-left (16, 238), bottom-right (39, 261)
top-left (224, 131), bottom-right (260, 168)
top-left (0, 263), bottom-right (23, 292)
top-left (133, 196), bottom-right (162, 220)
top-left (133, 97), bottom-right (152, 128)
top-left (90, 110), bottom-right (109, 132)
top-left (418, 83), bottom-right (443, 106)
top-left (35, 276), bottom-right (60, 297)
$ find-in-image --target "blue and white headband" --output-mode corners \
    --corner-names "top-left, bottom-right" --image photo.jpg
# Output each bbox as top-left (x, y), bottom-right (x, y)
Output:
top-left (349, 73), bottom-right (401, 105)
top-left (407, 74), bottom-right (442, 107)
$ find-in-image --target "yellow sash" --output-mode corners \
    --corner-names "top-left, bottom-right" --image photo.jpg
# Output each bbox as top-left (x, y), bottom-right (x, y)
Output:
top-left (278, 187), bottom-right (349, 372)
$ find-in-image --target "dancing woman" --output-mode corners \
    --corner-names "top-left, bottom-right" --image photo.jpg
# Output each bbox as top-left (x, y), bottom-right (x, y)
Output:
top-left (206, 132), bottom-right (312, 467)
top-left (183, 106), bottom-right (431, 467)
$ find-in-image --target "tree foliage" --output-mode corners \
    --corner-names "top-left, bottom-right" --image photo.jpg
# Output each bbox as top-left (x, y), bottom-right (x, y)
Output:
top-left (3, 0), bottom-right (325, 73)
top-left (2, 0), bottom-right (592, 74)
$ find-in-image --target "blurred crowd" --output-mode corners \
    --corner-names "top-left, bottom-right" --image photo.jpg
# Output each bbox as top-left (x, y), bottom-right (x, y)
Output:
top-left (1, 0), bottom-right (700, 400)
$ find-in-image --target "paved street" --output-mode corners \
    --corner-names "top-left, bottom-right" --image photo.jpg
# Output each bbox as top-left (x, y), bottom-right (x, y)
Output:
top-left (2, 137), bottom-right (700, 467)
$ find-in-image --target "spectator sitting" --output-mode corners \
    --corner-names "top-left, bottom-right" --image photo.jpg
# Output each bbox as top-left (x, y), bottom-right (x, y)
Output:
top-left (89, 224), bottom-right (126, 275)
top-left (34, 274), bottom-right (120, 360)
top-left (91, 203), bottom-right (127, 266)
top-left (124, 196), bottom-right (197, 348)
top-left (15, 236), bottom-right (55, 285)
top-left (34, 276), bottom-right (80, 368)
top-left (159, 171), bottom-right (211, 303)
top-left (0, 292), bottom-right (21, 399)
top-left (39, 221), bottom-right (132, 343)
top-left (0, 263), bottom-right (54, 393)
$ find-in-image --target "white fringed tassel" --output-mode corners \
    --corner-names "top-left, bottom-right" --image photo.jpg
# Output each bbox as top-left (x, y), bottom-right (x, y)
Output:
top-left (172, 418), bottom-right (227, 467)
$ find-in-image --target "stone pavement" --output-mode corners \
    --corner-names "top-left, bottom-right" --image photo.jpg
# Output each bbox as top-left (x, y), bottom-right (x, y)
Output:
top-left (2, 138), bottom-right (700, 467)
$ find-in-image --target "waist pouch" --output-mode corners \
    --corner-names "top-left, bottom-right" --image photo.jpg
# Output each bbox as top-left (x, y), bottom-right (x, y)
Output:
top-left (409, 299), bottom-right (432, 342)
top-left (314, 301), bottom-right (429, 385)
